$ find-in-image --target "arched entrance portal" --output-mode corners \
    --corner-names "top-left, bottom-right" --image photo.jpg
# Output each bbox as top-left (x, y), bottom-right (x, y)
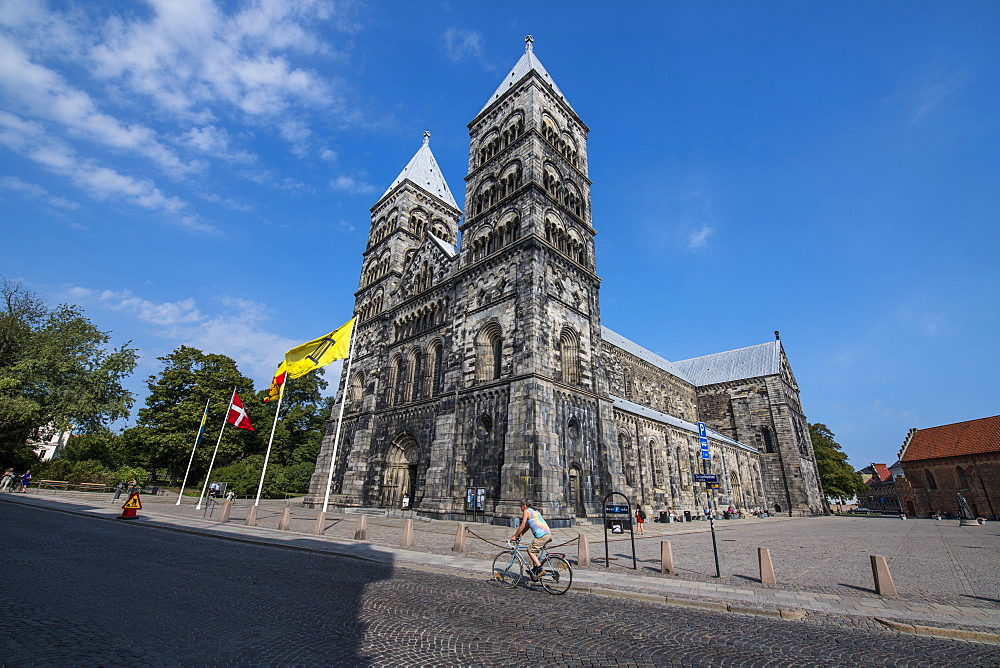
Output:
top-left (381, 434), bottom-right (418, 508)
top-left (568, 466), bottom-right (585, 517)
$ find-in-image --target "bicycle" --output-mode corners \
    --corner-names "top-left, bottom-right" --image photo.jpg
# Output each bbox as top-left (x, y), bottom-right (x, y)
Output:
top-left (492, 539), bottom-right (573, 594)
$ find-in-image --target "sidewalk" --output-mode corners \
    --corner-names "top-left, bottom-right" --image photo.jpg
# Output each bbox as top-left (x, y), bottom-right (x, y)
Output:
top-left (5, 489), bottom-right (999, 644)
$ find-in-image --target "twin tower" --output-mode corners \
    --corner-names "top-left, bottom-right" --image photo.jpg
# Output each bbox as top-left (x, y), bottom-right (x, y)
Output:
top-left (305, 39), bottom-right (825, 524)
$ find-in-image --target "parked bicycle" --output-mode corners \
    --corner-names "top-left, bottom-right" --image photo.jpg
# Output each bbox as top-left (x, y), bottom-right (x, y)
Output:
top-left (492, 539), bottom-right (573, 594)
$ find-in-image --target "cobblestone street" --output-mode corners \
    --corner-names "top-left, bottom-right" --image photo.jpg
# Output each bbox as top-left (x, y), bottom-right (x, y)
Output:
top-left (4, 500), bottom-right (1000, 666)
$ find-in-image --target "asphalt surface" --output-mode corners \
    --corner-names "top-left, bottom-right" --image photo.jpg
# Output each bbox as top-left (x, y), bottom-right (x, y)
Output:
top-left (4, 501), bottom-right (1000, 666)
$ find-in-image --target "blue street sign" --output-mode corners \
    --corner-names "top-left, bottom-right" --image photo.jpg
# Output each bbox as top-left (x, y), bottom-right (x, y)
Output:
top-left (697, 422), bottom-right (708, 439)
top-left (693, 473), bottom-right (718, 483)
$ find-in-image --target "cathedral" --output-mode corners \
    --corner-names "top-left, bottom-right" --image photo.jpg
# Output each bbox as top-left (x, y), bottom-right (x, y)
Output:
top-left (305, 38), bottom-right (825, 524)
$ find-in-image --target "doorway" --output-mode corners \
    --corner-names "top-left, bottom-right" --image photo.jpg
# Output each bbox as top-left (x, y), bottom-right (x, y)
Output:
top-left (382, 434), bottom-right (418, 508)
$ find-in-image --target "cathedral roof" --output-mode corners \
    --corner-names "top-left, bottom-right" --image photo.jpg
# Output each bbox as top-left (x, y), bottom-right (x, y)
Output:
top-left (601, 327), bottom-right (691, 382)
top-left (428, 232), bottom-right (457, 258)
top-left (899, 415), bottom-right (1000, 462)
top-left (610, 395), bottom-right (758, 453)
top-left (671, 341), bottom-right (783, 386)
top-left (380, 132), bottom-right (458, 209)
top-left (478, 36), bottom-right (577, 117)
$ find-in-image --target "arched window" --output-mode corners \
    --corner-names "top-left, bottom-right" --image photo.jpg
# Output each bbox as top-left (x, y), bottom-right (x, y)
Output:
top-left (348, 372), bottom-right (364, 410)
top-left (403, 349), bottom-right (420, 402)
top-left (957, 466), bottom-right (971, 490)
top-left (649, 440), bottom-right (659, 488)
top-left (425, 340), bottom-right (443, 396)
top-left (559, 327), bottom-right (580, 384)
top-left (761, 426), bottom-right (776, 454)
top-left (387, 355), bottom-right (403, 405)
top-left (475, 323), bottom-right (503, 381)
top-left (618, 432), bottom-right (634, 488)
top-left (925, 469), bottom-right (938, 491)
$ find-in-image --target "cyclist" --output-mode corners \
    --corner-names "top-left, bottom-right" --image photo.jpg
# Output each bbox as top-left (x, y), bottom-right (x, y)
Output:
top-left (510, 499), bottom-right (551, 580)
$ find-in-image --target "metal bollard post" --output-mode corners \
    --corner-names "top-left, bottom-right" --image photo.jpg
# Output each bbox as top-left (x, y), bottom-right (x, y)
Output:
top-left (577, 533), bottom-right (590, 569)
top-left (401, 519), bottom-right (414, 547)
top-left (354, 514), bottom-right (368, 541)
top-left (660, 540), bottom-right (675, 575)
top-left (758, 547), bottom-right (776, 585)
top-left (453, 522), bottom-right (467, 553)
top-left (871, 554), bottom-right (897, 596)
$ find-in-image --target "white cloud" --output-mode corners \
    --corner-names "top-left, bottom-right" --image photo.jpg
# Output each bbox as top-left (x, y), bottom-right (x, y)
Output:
top-left (331, 174), bottom-right (375, 195)
top-left (0, 175), bottom-right (79, 209)
top-left (686, 225), bottom-right (713, 251)
top-left (177, 125), bottom-right (256, 164)
top-left (443, 28), bottom-right (493, 70)
top-left (64, 285), bottom-right (302, 384)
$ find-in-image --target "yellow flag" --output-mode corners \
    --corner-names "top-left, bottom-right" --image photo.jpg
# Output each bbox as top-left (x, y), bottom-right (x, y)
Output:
top-left (284, 318), bottom-right (355, 379)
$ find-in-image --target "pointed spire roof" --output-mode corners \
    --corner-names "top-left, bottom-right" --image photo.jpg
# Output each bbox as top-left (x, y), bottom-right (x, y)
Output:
top-left (478, 35), bottom-right (576, 116)
top-left (380, 131), bottom-right (458, 209)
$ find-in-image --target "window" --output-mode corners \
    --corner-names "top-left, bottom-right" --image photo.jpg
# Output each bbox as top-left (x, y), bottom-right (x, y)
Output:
top-left (475, 323), bottom-right (503, 381)
top-left (559, 327), bottom-right (580, 384)
top-left (426, 340), bottom-right (443, 396)
top-left (957, 466), bottom-right (971, 490)
top-left (925, 469), bottom-right (938, 491)
top-left (348, 372), bottom-right (363, 410)
top-left (761, 426), bottom-right (776, 454)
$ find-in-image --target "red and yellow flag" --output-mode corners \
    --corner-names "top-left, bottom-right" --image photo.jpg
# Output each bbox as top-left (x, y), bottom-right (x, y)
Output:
top-left (264, 363), bottom-right (286, 403)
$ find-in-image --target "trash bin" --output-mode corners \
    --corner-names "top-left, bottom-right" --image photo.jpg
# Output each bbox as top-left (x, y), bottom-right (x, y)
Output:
top-left (683, 510), bottom-right (692, 522)
top-left (657, 510), bottom-right (670, 523)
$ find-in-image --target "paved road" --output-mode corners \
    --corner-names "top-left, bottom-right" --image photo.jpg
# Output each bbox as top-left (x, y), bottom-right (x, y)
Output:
top-left (3, 503), bottom-right (1000, 666)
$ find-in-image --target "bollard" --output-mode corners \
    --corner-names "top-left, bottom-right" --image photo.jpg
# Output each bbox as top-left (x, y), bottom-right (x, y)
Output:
top-left (401, 519), bottom-right (414, 547)
top-left (660, 540), bottom-right (675, 575)
top-left (354, 514), bottom-right (368, 541)
top-left (218, 499), bottom-right (232, 524)
top-left (758, 547), bottom-right (776, 585)
top-left (453, 522), bottom-right (467, 553)
top-left (870, 554), bottom-right (897, 597)
top-left (577, 533), bottom-right (590, 569)
top-left (244, 505), bottom-right (257, 527)
top-left (278, 507), bottom-right (291, 531)
top-left (312, 510), bottom-right (327, 535)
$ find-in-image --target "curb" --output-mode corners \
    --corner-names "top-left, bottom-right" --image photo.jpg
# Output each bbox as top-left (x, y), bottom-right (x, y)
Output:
top-left (874, 618), bottom-right (1000, 645)
top-left (583, 585), bottom-right (807, 620)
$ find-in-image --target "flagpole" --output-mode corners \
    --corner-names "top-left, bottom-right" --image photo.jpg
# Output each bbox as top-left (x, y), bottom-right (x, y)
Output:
top-left (254, 380), bottom-right (286, 507)
top-left (197, 387), bottom-right (235, 510)
top-left (321, 320), bottom-right (357, 514)
top-left (177, 398), bottom-right (210, 505)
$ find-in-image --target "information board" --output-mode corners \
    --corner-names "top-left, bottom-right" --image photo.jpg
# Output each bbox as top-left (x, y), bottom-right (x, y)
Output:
top-left (693, 473), bottom-right (719, 483)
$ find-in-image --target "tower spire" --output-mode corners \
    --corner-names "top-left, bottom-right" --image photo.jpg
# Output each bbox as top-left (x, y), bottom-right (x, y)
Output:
top-left (525, 34), bottom-right (533, 53)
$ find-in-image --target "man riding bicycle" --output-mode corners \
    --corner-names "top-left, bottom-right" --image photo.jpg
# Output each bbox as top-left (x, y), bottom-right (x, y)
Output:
top-left (510, 499), bottom-right (551, 580)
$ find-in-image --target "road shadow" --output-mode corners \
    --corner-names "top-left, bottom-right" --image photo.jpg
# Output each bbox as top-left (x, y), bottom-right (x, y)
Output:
top-left (1, 498), bottom-right (393, 665)
top-left (838, 582), bottom-right (877, 595)
top-left (961, 594), bottom-right (1000, 605)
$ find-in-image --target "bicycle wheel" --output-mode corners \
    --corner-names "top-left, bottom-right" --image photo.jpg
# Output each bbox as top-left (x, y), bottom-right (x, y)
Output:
top-left (491, 550), bottom-right (523, 588)
top-left (539, 555), bottom-right (573, 595)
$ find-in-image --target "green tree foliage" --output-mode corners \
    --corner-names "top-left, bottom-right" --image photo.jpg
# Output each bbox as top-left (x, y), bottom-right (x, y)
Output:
top-left (32, 459), bottom-right (148, 487)
top-left (810, 423), bottom-right (866, 500)
top-left (0, 278), bottom-right (138, 467)
top-left (254, 369), bottom-right (332, 467)
top-left (60, 429), bottom-right (128, 469)
top-left (130, 346), bottom-right (259, 480)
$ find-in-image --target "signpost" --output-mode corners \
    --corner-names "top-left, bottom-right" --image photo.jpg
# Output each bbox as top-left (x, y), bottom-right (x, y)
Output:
top-left (697, 422), bottom-right (721, 578)
top-left (601, 491), bottom-right (636, 570)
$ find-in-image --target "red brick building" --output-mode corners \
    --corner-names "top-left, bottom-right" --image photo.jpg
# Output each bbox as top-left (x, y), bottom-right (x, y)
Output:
top-left (895, 415), bottom-right (1000, 519)
top-left (857, 462), bottom-right (902, 514)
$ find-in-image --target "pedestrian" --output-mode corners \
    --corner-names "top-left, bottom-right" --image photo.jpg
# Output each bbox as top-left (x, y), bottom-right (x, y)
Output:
top-left (0, 468), bottom-right (13, 493)
top-left (225, 489), bottom-right (235, 502)
top-left (635, 506), bottom-right (645, 534)
top-left (20, 469), bottom-right (31, 492)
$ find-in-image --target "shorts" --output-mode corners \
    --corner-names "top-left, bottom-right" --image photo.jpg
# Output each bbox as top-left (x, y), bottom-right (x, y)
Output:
top-left (528, 533), bottom-right (552, 555)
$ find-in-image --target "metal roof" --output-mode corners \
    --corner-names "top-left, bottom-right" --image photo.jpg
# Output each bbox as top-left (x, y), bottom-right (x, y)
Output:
top-left (610, 395), bottom-right (757, 453)
top-left (380, 132), bottom-right (458, 209)
top-left (477, 36), bottom-right (577, 117)
top-left (600, 327), bottom-right (692, 383)
top-left (671, 341), bottom-right (782, 386)
top-left (428, 232), bottom-right (457, 258)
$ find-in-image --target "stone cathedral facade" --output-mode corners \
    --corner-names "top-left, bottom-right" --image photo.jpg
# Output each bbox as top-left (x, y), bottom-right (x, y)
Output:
top-left (305, 39), bottom-right (825, 524)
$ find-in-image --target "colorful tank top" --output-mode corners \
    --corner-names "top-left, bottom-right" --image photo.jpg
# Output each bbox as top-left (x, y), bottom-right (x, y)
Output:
top-left (527, 508), bottom-right (550, 538)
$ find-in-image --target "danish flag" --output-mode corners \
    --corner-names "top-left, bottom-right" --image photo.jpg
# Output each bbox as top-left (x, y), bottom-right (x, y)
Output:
top-left (226, 392), bottom-right (254, 431)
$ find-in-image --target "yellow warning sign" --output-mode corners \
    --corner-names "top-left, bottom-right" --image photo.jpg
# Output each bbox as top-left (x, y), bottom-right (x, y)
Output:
top-left (122, 494), bottom-right (142, 510)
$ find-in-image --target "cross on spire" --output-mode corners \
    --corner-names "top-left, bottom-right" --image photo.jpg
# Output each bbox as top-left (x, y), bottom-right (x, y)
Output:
top-left (525, 34), bottom-right (533, 52)
top-left (423, 130), bottom-right (430, 146)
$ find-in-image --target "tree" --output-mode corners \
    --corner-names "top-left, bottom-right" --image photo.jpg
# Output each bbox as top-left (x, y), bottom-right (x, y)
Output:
top-left (810, 423), bottom-right (866, 501)
top-left (0, 278), bottom-right (138, 467)
top-left (129, 346), bottom-right (259, 481)
top-left (254, 369), bottom-right (333, 468)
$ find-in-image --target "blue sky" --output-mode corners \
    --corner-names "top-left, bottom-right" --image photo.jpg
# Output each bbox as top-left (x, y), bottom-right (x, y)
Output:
top-left (2, 1), bottom-right (997, 470)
